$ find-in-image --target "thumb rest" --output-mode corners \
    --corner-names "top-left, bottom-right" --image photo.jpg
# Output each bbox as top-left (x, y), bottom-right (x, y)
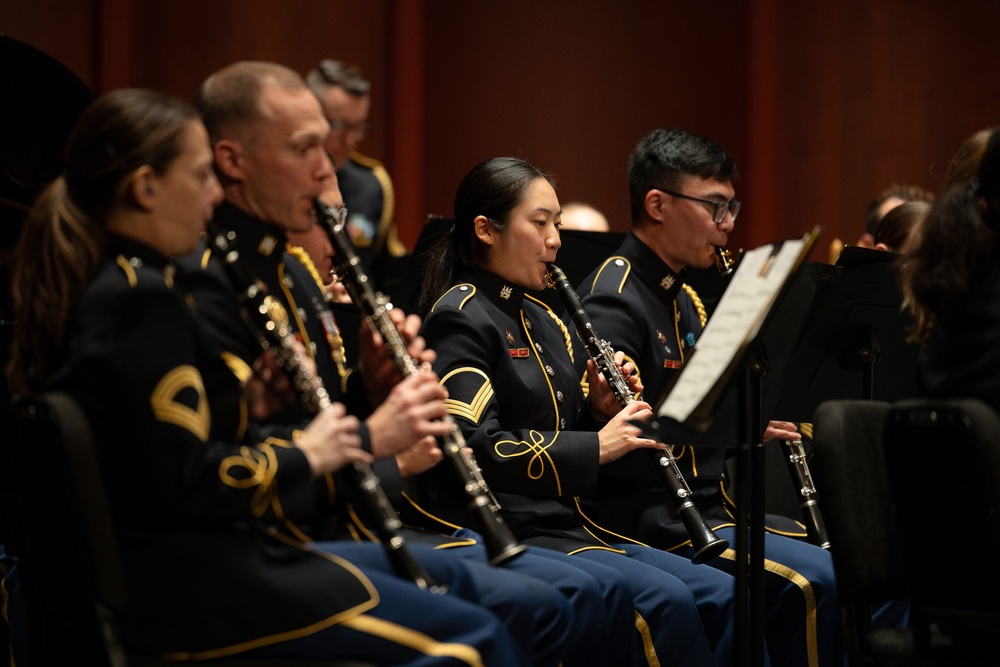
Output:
top-left (207, 223), bottom-right (446, 592)
top-left (314, 199), bottom-right (526, 566)
top-left (546, 263), bottom-right (729, 564)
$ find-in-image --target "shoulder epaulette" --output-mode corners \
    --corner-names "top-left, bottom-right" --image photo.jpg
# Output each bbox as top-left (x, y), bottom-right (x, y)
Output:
top-left (430, 284), bottom-right (476, 312)
top-left (588, 256), bottom-right (631, 294)
top-left (113, 255), bottom-right (173, 288)
top-left (348, 151), bottom-right (385, 170)
top-left (681, 284), bottom-right (708, 328)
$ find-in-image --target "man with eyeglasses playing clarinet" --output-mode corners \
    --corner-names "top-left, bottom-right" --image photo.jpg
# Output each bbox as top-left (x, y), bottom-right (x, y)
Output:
top-left (579, 128), bottom-right (852, 667)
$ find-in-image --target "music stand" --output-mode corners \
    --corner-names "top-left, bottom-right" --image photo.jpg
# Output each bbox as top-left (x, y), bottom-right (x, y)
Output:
top-left (766, 247), bottom-right (920, 424)
top-left (652, 229), bottom-right (821, 667)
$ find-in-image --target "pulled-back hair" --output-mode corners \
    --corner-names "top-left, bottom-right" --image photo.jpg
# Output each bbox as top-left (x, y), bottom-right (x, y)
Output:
top-left (305, 59), bottom-right (371, 97)
top-left (417, 157), bottom-right (555, 314)
top-left (944, 127), bottom-right (996, 193)
top-left (873, 200), bottom-right (930, 253)
top-left (628, 128), bottom-right (739, 225)
top-left (903, 128), bottom-right (1000, 343)
top-left (196, 60), bottom-right (307, 147)
top-left (7, 88), bottom-right (197, 394)
top-left (864, 183), bottom-right (934, 237)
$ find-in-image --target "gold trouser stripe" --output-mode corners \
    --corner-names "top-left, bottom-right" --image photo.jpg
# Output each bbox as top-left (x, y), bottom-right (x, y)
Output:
top-left (719, 549), bottom-right (819, 667)
top-left (401, 491), bottom-right (464, 531)
top-left (340, 613), bottom-right (484, 667)
top-left (635, 610), bottom-right (661, 667)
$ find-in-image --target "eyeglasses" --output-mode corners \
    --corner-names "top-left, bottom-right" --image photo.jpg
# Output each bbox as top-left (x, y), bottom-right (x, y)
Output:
top-left (655, 188), bottom-right (741, 224)
top-left (328, 119), bottom-right (368, 140)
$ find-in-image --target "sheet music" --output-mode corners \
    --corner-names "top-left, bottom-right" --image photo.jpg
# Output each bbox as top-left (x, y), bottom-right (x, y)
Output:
top-left (657, 237), bottom-right (808, 424)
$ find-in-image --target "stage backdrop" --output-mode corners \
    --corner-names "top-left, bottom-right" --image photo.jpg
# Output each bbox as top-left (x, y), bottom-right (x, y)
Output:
top-left (4, 0), bottom-right (998, 257)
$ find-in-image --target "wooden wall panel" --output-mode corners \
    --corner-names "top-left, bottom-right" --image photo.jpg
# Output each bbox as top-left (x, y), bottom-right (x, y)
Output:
top-left (1, 0), bottom-right (97, 89)
top-left (124, 0), bottom-right (393, 162)
top-left (760, 0), bottom-right (1000, 253)
top-left (4, 0), bottom-right (999, 259)
top-left (419, 1), bottom-right (750, 247)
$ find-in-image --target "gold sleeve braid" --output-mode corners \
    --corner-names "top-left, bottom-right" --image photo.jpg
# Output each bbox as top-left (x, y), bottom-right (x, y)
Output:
top-left (681, 284), bottom-right (708, 328)
top-left (285, 244), bottom-right (353, 387)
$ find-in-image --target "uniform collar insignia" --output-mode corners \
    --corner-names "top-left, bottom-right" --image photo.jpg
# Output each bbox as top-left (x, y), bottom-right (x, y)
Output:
top-left (500, 285), bottom-right (513, 300)
top-left (660, 274), bottom-right (676, 291)
top-left (258, 235), bottom-right (278, 256)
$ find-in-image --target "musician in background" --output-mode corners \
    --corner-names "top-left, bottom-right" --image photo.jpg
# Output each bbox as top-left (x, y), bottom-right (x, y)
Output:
top-left (872, 200), bottom-right (930, 253)
top-left (416, 156), bottom-right (743, 667)
top-left (5, 87), bottom-right (523, 664)
top-left (180, 60), bottom-right (639, 667)
top-left (559, 201), bottom-right (611, 232)
top-left (903, 127), bottom-right (1000, 411)
top-left (860, 184), bottom-right (935, 248)
top-left (305, 59), bottom-right (407, 289)
top-left (579, 128), bottom-right (845, 667)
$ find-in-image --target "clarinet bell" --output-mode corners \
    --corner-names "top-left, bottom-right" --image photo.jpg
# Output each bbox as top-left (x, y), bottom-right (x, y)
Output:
top-left (468, 495), bottom-right (528, 566)
top-left (688, 523), bottom-right (730, 565)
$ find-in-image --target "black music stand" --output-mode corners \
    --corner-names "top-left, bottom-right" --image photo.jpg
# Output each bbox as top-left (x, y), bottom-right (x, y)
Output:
top-left (651, 230), bottom-right (820, 667)
top-left (766, 246), bottom-right (920, 423)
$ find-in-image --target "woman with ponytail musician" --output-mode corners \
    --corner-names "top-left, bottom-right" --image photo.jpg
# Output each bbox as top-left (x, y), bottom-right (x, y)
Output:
top-left (179, 60), bottom-right (651, 667)
top-left (579, 128), bottom-right (852, 667)
top-left (5, 87), bottom-right (527, 665)
top-left (417, 156), bottom-right (743, 667)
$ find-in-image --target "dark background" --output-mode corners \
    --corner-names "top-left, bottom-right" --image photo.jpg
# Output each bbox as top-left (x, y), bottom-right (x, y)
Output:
top-left (4, 0), bottom-right (999, 257)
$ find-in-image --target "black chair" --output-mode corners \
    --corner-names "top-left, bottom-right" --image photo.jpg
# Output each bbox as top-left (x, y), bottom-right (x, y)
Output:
top-left (810, 400), bottom-right (913, 666)
top-left (3, 392), bottom-right (372, 666)
top-left (883, 398), bottom-right (1000, 666)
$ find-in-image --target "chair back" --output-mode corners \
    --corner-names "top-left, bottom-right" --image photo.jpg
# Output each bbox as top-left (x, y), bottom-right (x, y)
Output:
top-left (6, 392), bottom-right (128, 665)
top-left (884, 399), bottom-right (1000, 622)
top-left (811, 399), bottom-right (910, 664)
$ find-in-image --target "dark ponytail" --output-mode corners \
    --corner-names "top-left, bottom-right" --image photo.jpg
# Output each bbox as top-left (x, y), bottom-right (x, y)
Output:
top-left (6, 89), bottom-right (197, 395)
top-left (416, 157), bottom-right (555, 314)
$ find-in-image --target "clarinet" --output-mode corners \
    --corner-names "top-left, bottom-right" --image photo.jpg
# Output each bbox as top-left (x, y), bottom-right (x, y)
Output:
top-left (314, 199), bottom-right (526, 566)
top-left (206, 223), bottom-right (446, 592)
top-left (546, 263), bottom-right (729, 564)
top-left (782, 440), bottom-right (831, 549)
top-left (714, 244), bottom-right (831, 549)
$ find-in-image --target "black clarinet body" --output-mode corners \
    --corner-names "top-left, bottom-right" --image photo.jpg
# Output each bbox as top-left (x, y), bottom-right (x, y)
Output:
top-left (713, 245), bottom-right (831, 550)
top-left (206, 223), bottom-right (445, 592)
top-left (782, 440), bottom-right (831, 550)
top-left (546, 263), bottom-right (729, 564)
top-left (314, 200), bottom-right (526, 566)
